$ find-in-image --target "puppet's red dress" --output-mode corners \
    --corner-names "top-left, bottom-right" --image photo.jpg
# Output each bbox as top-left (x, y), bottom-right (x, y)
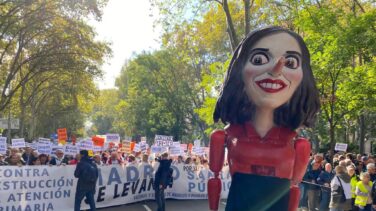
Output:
top-left (208, 122), bottom-right (310, 211)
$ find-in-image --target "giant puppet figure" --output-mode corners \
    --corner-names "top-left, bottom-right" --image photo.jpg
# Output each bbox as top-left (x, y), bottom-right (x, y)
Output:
top-left (208, 26), bottom-right (320, 211)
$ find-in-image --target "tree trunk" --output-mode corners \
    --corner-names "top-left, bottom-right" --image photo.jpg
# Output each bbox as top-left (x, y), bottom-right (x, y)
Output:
top-left (222, 0), bottom-right (239, 51)
top-left (359, 114), bottom-right (365, 154)
top-left (19, 80), bottom-right (26, 138)
top-left (329, 123), bottom-right (335, 156)
top-left (243, 0), bottom-right (251, 36)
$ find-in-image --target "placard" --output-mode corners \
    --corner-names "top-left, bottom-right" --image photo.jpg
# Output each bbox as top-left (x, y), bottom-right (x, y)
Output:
top-left (154, 135), bottom-right (173, 147)
top-left (93, 146), bottom-right (103, 153)
top-left (151, 145), bottom-right (162, 154)
top-left (133, 143), bottom-right (141, 152)
top-left (0, 137), bottom-right (7, 154)
top-left (169, 144), bottom-right (181, 156)
top-left (120, 141), bottom-right (131, 153)
top-left (335, 143), bottom-right (348, 152)
top-left (106, 134), bottom-right (120, 143)
top-left (64, 144), bottom-right (79, 156)
top-left (192, 146), bottom-right (205, 155)
top-left (38, 138), bottom-right (51, 144)
top-left (79, 139), bottom-right (94, 151)
top-left (11, 138), bottom-right (25, 148)
top-left (38, 142), bottom-right (52, 155)
top-left (51, 146), bottom-right (64, 155)
top-left (194, 140), bottom-right (201, 147)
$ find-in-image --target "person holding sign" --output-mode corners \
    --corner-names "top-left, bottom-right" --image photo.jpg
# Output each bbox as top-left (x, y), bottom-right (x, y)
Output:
top-left (208, 26), bottom-right (320, 211)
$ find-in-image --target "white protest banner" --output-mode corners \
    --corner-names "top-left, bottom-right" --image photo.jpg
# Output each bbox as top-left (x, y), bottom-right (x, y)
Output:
top-left (38, 142), bottom-right (52, 155)
top-left (64, 144), bottom-right (79, 156)
top-left (335, 143), bottom-right (348, 152)
top-left (154, 135), bottom-right (174, 147)
top-left (11, 138), bottom-right (25, 148)
top-left (106, 134), bottom-right (120, 143)
top-left (151, 145), bottom-right (162, 154)
top-left (0, 164), bottom-right (231, 211)
top-left (194, 140), bottom-right (201, 148)
top-left (79, 139), bottom-right (94, 151)
top-left (0, 137), bottom-right (6, 154)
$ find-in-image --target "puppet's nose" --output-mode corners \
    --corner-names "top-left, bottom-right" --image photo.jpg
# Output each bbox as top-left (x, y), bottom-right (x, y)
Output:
top-left (269, 57), bottom-right (285, 77)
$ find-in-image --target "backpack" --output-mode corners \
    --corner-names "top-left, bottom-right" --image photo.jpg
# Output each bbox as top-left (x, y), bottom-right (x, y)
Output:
top-left (82, 161), bottom-right (98, 183)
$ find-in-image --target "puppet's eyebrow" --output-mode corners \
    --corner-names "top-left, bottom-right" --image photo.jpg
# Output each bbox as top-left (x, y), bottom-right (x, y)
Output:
top-left (286, 51), bottom-right (302, 57)
top-left (250, 48), bottom-right (269, 53)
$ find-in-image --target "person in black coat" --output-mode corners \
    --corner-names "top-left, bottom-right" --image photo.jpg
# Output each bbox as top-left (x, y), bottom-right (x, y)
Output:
top-left (306, 161), bottom-right (321, 211)
top-left (74, 150), bottom-right (98, 211)
top-left (154, 152), bottom-right (172, 211)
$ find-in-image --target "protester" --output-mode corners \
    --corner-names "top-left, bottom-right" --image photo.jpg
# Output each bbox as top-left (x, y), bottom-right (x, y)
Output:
top-left (69, 153), bottom-right (81, 165)
top-left (74, 150), bottom-right (98, 211)
top-left (317, 163), bottom-right (334, 211)
top-left (329, 165), bottom-right (352, 211)
top-left (8, 153), bottom-right (25, 166)
top-left (39, 154), bottom-right (49, 165)
top-left (0, 153), bottom-right (8, 165)
top-left (49, 149), bottom-right (68, 166)
top-left (22, 146), bottom-right (35, 165)
top-left (355, 172), bottom-right (373, 211)
top-left (154, 152), bottom-right (172, 211)
top-left (348, 165), bottom-right (361, 211)
top-left (106, 151), bottom-right (123, 165)
top-left (306, 162), bottom-right (321, 211)
top-left (366, 163), bottom-right (376, 182)
top-left (93, 154), bottom-right (103, 165)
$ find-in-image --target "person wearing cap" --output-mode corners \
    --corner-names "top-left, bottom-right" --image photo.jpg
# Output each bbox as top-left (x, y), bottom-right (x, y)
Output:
top-left (0, 154), bottom-right (8, 165)
top-left (74, 150), bottom-right (98, 211)
top-left (49, 149), bottom-right (68, 166)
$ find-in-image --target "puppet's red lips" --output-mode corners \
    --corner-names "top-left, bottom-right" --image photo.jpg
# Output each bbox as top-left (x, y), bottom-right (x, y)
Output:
top-left (256, 79), bottom-right (287, 93)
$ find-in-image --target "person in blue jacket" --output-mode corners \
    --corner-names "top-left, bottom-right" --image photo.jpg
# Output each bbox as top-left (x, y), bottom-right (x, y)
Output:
top-left (317, 163), bottom-right (334, 211)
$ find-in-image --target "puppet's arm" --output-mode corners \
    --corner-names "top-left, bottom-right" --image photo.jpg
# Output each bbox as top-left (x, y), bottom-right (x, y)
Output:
top-left (208, 130), bottom-right (226, 211)
top-left (288, 138), bottom-right (311, 211)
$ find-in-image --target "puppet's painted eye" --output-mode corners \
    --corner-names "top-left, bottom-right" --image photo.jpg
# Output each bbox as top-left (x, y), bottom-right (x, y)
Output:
top-left (250, 53), bottom-right (269, 65)
top-left (285, 56), bottom-right (299, 69)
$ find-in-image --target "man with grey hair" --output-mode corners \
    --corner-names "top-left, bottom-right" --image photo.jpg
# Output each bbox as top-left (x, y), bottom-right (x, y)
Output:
top-left (49, 149), bottom-right (68, 166)
top-left (366, 163), bottom-right (376, 182)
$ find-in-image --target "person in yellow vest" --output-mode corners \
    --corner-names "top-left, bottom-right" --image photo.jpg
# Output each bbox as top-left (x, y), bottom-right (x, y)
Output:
top-left (355, 172), bottom-right (373, 211)
top-left (347, 165), bottom-right (360, 211)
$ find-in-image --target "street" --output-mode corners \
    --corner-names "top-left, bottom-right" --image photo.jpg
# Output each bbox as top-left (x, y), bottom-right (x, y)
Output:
top-left (101, 199), bottom-right (227, 211)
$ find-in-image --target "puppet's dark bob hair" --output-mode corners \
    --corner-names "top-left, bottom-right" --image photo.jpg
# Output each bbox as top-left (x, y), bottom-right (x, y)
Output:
top-left (213, 26), bottom-right (320, 130)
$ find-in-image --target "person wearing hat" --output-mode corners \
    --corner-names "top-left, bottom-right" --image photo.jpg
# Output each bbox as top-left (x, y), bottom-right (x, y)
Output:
top-left (74, 150), bottom-right (98, 211)
top-left (0, 154), bottom-right (8, 166)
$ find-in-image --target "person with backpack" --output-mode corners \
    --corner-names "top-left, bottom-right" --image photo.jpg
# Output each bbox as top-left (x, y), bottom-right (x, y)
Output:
top-left (154, 152), bottom-right (173, 211)
top-left (74, 150), bottom-right (98, 211)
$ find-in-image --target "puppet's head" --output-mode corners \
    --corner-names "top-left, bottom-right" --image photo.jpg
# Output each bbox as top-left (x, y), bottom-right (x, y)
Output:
top-left (214, 26), bottom-right (320, 129)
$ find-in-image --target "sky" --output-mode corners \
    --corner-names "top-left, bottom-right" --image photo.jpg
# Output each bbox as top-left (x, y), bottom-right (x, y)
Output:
top-left (90, 0), bottom-right (161, 90)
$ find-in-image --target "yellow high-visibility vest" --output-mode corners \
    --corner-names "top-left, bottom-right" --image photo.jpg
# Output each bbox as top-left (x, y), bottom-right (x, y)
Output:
top-left (355, 181), bottom-right (373, 207)
top-left (350, 176), bottom-right (359, 198)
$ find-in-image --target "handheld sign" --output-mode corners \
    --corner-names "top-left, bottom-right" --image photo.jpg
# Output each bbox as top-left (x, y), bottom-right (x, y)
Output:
top-left (0, 137), bottom-right (6, 154)
top-left (38, 142), bottom-right (52, 155)
top-left (64, 144), bottom-right (79, 156)
top-left (79, 139), bottom-right (94, 151)
top-left (154, 135), bottom-right (174, 147)
top-left (12, 138), bottom-right (26, 148)
top-left (335, 143), bottom-right (348, 152)
top-left (106, 134), bottom-right (120, 143)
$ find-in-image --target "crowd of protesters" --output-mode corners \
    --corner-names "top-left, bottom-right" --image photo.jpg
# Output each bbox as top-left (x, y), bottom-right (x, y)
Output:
top-left (300, 153), bottom-right (376, 211)
top-left (0, 145), bottom-right (210, 170)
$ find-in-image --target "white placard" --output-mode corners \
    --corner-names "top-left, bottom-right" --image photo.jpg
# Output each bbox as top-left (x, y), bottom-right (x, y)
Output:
top-left (0, 137), bottom-right (7, 154)
top-left (38, 138), bottom-right (51, 144)
top-left (11, 138), bottom-right (25, 148)
top-left (154, 135), bottom-right (174, 146)
top-left (106, 134), bottom-right (120, 143)
top-left (64, 144), bottom-right (79, 156)
top-left (151, 145), bottom-right (162, 154)
top-left (79, 139), bottom-right (94, 151)
top-left (335, 143), bottom-right (348, 152)
top-left (51, 146), bottom-right (64, 155)
top-left (192, 146), bottom-right (205, 155)
top-left (194, 140), bottom-right (201, 147)
top-left (133, 143), bottom-right (141, 152)
top-left (169, 145), bottom-right (181, 156)
top-left (140, 141), bottom-right (147, 152)
top-left (38, 142), bottom-right (52, 155)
